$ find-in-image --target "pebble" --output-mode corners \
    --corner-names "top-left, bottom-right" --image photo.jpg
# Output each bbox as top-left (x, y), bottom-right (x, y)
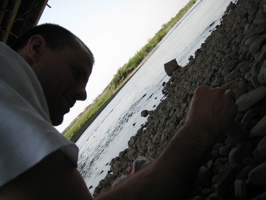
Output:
top-left (228, 141), bottom-right (253, 165)
top-left (258, 60), bottom-right (266, 84)
top-left (235, 87), bottom-right (266, 111)
top-left (141, 110), bottom-right (149, 117)
top-left (257, 136), bottom-right (266, 158)
top-left (194, 166), bottom-right (211, 186)
top-left (234, 179), bottom-right (247, 198)
top-left (248, 162), bottom-right (266, 186)
top-left (227, 121), bottom-right (249, 143)
top-left (250, 114), bottom-right (266, 137)
top-left (241, 108), bottom-right (258, 124)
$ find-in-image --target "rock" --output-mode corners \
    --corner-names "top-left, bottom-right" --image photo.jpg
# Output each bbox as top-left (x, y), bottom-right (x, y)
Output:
top-left (243, 157), bottom-right (255, 166)
top-left (193, 196), bottom-right (203, 200)
top-left (253, 148), bottom-right (265, 163)
top-left (249, 35), bottom-right (266, 56)
top-left (234, 85), bottom-right (248, 99)
top-left (216, 162), bottom-right (242, 186)
top-left (243, 119), bottom-right (258, 131)
top-left (224, 67), bottom-right (241, 82)
top-left (248, 162), bottom-right (266, 186)
top-left (229, 141), bottom-right (253, 165)
top-left (194, 166), bottom-right (211, 186)
top-left (249, 75), bottom-right (260, 88)
top-left (235, 87), bottom-right (266, 111)
top-left (106, 173), bottom-right (116, 184)
top-left (241, 108), bottom-right (258, 124)
top-left (252, 48), bottom-right (266, 75)
top-left (227, 121), bottom-right (249, 143)
top-left (253, 11), bottom-right (266, 25)
top-left (257, 136), bottom-right (266, 158)
top-left (164, 59), bottom-right (180, 76)
top-left (111, 161), bottom-right (122, 175)
top-left (128, 136), bottom-right (137, 147)
top-left (141, 110), bottom-right (149, 117)
top-left (206, 192), bottom-right (223, 200)
top-left (250, 114), bottom-right (266, 137)
top-left (219, 144), bottom-right (232, 157)
top-left (258, 60), bottom-right (266, 84)
top-left (236, 165), bottom-right (254, 180)
top-left (234, 179), bottom-right (247, 198)
top-left (126, 148), bottom-right (138, 161)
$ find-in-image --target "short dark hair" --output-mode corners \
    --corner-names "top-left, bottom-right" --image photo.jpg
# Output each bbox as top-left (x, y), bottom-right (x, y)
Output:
top-left (12, 23), bottom-right (94, 65)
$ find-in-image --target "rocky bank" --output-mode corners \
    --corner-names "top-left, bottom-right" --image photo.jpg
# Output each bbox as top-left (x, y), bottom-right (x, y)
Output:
top-left (93, 0), bottom-right (266, 199)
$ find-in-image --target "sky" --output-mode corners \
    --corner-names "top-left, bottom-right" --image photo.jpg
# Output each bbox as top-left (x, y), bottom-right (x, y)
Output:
top-left (38, 0), bottom-right (190, 132)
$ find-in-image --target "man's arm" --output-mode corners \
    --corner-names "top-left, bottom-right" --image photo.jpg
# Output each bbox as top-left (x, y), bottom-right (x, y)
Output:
top-left (0, 150), bottom-right (92, 200)
top-left (95, 85), bottom-right (237, 199)
top-left (0, 86), bottom-right (237, 200)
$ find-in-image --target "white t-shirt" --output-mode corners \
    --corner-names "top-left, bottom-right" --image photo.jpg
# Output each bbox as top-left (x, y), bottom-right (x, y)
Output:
top-left (0, 42), bottom-right (78, 186)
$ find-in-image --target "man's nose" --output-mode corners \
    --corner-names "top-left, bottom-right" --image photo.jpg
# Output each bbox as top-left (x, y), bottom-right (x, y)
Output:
top-left (75, 86), bottom-right (87, 101)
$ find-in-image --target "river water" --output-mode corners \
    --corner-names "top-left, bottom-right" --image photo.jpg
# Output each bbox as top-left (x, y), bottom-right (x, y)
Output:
top-left (76, 0), bottom-right (235, 192)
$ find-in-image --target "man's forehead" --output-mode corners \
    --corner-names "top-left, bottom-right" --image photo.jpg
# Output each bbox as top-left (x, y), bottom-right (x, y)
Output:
top-left (71, 43), bottom-right (93, 82)
top-left (73, 38), bottom-right (94, 66)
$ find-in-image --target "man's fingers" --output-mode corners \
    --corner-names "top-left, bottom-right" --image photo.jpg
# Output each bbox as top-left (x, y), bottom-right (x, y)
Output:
top-left (224, 89), bottom-right (236, 102)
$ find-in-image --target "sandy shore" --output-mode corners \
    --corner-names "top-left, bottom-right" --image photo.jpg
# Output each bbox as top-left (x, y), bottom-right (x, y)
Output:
top-left (92, 0), bottom-right (266, 199)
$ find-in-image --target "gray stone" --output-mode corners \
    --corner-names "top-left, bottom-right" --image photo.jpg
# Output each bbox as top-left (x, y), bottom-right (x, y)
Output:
top-left (236, 165), bottom-right (254, 180)
top-left (258, 60), bottom-right (266, 84)
top-left (253, 12), bottom-right (266, 25)
top-left (216, 162), bottom-right (242, 186)
top-left (241, 108), bottom-right (258, 124)
top-left (128, 136), bottom-right (137, 147)
top-left (224, 68), bottom-right (241, 82)
top-left (141, 110), bottom-right (149, 117)
top-left (234, 179), bottom-right (247, 198)
top-left (248, 162), bottom-right (266, 186)
top-left (227, 121), bottom-right (249, 143)
top-left (236, 87), bottom-right (266, 111)
top-left (235, 85), bottom-right (248, 99)
top-left (194, 166), bottom-right (211, 186)
top-left (219, 144), bottom-right (232, 157)
top-left (229, 141), bottom-right (253, 165)
top-left (250, 114), bottom-right (266, 137)
top-left (249, 36), bottom-right (266, 56)
top-left (164, 59), bottom-right (180, 76)
top-left (258, 136), bottom-right (266, 158)
top-left (253, 148), bottom-right (265, 163)
top-left (111, 160), bottom-right (122, 175)
top-left (126, 148), bottom-right (138, 161)
top-left (252, 48), bottom-right (266, 76)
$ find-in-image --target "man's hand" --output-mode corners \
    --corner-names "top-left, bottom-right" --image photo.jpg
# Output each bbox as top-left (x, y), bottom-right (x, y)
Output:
top-left (184, 85), bottom-right (238, 144)
top-left (95, 86), bottom-right (238, 200)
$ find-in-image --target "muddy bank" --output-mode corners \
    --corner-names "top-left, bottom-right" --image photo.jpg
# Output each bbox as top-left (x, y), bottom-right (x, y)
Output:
top-left (93, 0), bottom-right (266, 199)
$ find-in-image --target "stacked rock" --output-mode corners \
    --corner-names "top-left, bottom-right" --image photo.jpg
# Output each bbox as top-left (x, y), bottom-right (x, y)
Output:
top-left (93, 0), bottom-right (266, 199)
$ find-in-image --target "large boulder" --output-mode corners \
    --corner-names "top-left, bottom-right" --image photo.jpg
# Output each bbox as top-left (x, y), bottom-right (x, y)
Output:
top-left (164, 59), bottom-right (180, 76)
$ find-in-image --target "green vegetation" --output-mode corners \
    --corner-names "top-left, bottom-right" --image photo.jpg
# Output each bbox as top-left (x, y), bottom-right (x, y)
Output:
top-left (63, 90), bottom-right (111, 139)
top-left (63, 0), bottom-right (197, 140)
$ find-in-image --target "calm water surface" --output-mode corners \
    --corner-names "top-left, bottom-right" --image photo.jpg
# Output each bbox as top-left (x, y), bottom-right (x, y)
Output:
top-left (76, 0), bottom-right (235, 192)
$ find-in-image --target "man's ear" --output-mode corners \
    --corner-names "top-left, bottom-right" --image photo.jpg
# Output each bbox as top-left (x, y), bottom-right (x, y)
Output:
top-left (26, 35), bottom-right (46, 64)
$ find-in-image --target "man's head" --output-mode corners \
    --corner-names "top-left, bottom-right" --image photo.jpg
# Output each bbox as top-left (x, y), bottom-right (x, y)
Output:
top-left (12, 23), bottom-right (94, 126)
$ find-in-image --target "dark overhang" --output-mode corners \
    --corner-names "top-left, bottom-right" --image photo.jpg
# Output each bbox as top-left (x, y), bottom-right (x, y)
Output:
top-left (0, 0), bottom-right (48, 46)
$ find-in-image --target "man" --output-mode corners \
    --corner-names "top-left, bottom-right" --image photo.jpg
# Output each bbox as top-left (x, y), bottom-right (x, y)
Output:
top-left (0, 24), bottom-right (237, 199)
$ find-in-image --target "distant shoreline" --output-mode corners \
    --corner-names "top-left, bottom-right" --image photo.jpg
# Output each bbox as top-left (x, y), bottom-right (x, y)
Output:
top-left (70, 46), bottom-right (159, 143)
